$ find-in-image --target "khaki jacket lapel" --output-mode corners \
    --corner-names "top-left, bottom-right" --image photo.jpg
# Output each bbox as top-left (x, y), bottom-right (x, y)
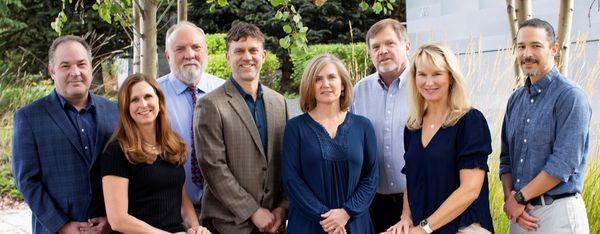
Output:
top-left (224, 80), bottom-right (266, 158)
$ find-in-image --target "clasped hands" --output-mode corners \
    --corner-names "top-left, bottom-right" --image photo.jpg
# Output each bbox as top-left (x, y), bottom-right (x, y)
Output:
top-left (504, 190), bottom-right (539, 231)
top-left (251, 207), bottom-right (286, 233)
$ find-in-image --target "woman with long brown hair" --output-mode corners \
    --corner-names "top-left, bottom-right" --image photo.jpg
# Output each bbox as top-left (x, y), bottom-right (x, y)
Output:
top-left (101, 73), bottom-right (209, 233)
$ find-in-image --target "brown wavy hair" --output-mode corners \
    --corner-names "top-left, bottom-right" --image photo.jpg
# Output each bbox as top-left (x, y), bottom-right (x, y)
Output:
top-left (108, 73), bottom-right (186, 165)
top-left (299, 53), bottom-right (353, 112)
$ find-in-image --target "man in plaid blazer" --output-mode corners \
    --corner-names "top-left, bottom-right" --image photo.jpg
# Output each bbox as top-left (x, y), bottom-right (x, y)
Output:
top-left (195, 22), bottom-right (288, 233)
top-left (12, 35), bottom-right (118, 234)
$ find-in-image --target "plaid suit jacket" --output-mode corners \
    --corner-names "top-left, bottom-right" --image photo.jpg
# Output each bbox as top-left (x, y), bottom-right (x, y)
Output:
top-left (194, 79), bottom-right (289, 233)
top-left (12, 90), bottom-right (118, 233)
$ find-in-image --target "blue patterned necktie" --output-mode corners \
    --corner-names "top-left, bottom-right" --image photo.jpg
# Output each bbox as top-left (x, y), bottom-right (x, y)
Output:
top-left (187, 86), bottom-right (203, 188)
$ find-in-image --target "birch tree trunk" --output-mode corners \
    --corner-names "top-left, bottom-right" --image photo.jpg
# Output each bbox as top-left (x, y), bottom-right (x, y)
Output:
top-left (141, 0), bottom-right (158, 79)
top-left (178, 0), bottom-right (187, 22)
top-left (133, 1), bottom-right (142, 74)
top-left (506, 0), bottom-right (523, 85)
top-left (516, 0), bottom-right (532, 24)
top-left (557, 0), bottom-right (574, 75)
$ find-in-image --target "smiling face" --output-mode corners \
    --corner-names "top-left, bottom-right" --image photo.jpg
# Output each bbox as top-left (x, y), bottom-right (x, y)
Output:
top-left (128, 81), bottom-right (160, 129)
top-left (226, 36), bottom-right (266, 83)
top-left (415, 59), bottom-right (452, 104)
top-left (313, 63), bottom-right (344, 106)
top-left (48, 41), bottom-right (93, 101)
top-left (166, 25), bottom-right (208, 86)
top-left (516, 26), bottom-right (558, 82)
top-left (368, 26), bottom-right (410, 80)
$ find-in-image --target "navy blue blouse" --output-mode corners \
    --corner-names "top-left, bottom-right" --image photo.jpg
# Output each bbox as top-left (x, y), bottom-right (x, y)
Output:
top-left (401, 109), bottom-right (494, 233)
top-left (282, 113), bottom-right (379, 234)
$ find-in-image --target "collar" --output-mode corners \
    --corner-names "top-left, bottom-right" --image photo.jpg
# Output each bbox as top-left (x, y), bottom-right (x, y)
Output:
top-left (169, 72), bottom-right (210, 95)
top-left (376, 67), bottom-right (409, 90)
top-left (230, 76), bottom-right (263, 100)
top-left (525, 67), bottom-right (558, 96)
top-left (55, 89), bottom-right (95, 111)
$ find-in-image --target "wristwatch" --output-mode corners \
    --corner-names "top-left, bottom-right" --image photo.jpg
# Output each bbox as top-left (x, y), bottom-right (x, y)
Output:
top-left (419, 219), bottom-right (433, 234)
top-left (514, 190), bottom-right (528, 205)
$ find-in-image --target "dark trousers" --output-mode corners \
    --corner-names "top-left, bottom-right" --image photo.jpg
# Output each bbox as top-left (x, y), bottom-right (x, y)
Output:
top-left (369, 193), bottom-right (404, 233)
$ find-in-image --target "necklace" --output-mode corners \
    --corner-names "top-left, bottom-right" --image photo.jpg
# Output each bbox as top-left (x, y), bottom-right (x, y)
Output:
top-left (429, 124), bottom-right (435, 129)
top-left (143, 141), bottom-right (159, 151)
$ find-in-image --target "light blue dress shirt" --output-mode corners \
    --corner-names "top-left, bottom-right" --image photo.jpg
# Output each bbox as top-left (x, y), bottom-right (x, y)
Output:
top-left (158, 72), bottom-right (225, 204)
top-left (350, 70), bottom-right (409, 194)
top-left (499, 67), bottom-right (591, 195)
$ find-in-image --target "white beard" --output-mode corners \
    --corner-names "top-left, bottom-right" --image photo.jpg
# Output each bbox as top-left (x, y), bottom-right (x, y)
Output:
top-left (170, 59), bottom-right (206, 86)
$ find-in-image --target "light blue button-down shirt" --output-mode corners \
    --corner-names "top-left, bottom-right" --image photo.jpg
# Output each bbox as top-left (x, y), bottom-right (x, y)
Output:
top-left (158, 72), bottom-right (225, 204)
top-left (499, 67), bottom-right (591, 195)
top-left (350, 70), bottom-right (409, 194)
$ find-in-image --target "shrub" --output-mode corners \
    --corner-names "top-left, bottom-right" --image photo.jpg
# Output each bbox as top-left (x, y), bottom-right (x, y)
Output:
top-left (205, 33), bottom-right (227, 55)
top-left (289, 43), bottom-right (372, 92)
top-left (205, 52), bottom-right (282, 90)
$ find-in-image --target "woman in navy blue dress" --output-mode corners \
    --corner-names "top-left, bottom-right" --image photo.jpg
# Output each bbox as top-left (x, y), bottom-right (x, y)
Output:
top-left (385, 44), bottom-right (493, 234)
top-left (282, 54), bottom-right (379, 234)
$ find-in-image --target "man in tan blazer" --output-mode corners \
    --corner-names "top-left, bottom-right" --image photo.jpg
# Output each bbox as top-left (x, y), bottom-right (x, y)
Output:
top-left (194, 21), bottom-right (288, 234)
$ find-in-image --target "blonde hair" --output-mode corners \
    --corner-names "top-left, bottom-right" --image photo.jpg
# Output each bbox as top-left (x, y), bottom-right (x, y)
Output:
top-left (406, 43), bottom-right (471, 130)
top-left (299, 54), bottom-right (353, 112)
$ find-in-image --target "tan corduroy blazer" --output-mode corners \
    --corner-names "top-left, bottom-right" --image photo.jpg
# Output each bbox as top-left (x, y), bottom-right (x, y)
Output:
top-left (194, 78), bottom-right (288, 233)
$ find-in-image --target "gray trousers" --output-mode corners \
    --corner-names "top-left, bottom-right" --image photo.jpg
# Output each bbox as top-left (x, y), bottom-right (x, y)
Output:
top-left (510, 194), bottom-right (589, 234)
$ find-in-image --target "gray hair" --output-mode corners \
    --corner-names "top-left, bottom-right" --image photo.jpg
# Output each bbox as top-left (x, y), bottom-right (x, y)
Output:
top-left (48, 35), bottom-right (93, 66)
top-left (165, 21), bottom-right (206, 49)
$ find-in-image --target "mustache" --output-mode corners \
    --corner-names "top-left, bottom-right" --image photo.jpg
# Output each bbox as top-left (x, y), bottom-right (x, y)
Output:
top-left (521, 57), bottom-right (538, 64)
top-left (182, 61), bottom-right (201, 67)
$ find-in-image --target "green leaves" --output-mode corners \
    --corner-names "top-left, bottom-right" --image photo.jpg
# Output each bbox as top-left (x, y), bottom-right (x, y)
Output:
top-left (283, 24), bottom-right (292, 33)
top-left (359, 1), bottom-right (369, 11)
top-left (359, 0), bottom-right (397, 15)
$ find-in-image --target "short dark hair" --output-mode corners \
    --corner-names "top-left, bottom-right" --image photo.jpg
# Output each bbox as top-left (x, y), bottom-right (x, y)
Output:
top-left (48, 35), bottom-right (92, 66)
top-left (366, 18), bottom-right (408, 49)
top-left (517, 18), bottom-right (556, 43)
top-left (225, 21), bottom-right (265, 50)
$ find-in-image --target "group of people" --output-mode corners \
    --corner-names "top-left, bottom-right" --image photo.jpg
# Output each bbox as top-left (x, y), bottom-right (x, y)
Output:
top-left (12, 17), bottom-right (591, 234)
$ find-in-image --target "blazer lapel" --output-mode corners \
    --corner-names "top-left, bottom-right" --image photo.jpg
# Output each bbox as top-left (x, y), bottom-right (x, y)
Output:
top-left (91, 95), bottom-right (108, 165)
top-left (224, 80), bottom-right (266, 158)
top-left (263, 91), bottom-right (276, 162)
top-left (43, 92), bottom-right (90, 166)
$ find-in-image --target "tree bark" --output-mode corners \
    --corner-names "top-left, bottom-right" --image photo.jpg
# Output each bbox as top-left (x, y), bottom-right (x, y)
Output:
top-left (506, 0), bottom-right (524, 86)
top-left (141, 0), bottom-right (158, 79)
top-left (133, 1), bottom-right (142, 74)
top-left (516, 0), bottom-right (532, 24)
top-left (557, 0), bottom-right (574, 75)
top-left (178, 0), bottom-right (187, 22)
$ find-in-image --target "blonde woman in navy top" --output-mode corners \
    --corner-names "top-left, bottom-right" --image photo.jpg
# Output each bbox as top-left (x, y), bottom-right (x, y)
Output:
top-left (385, 44), bottom-right (493, 234)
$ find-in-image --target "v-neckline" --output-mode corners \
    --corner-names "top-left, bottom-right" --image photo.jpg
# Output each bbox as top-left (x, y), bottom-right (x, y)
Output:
top-left (421, 126), bottom-right (442, 149)
top-left (306, 113), bottom-right (349, 141)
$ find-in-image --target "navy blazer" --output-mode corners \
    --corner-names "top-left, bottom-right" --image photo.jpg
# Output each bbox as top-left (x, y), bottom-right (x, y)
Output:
top-left (12, 90), bottom-right (118, 233)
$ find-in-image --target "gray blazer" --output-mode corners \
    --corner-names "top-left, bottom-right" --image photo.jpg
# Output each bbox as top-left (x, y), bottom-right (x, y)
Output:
top-left (194, 78), bottom-right (288, 233)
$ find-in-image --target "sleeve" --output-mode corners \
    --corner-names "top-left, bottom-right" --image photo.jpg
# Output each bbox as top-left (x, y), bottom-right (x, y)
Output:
top-left (277, 98), bottom-right (290, 209)
top-left (100, 141), bottom-right (131, 179)
top-left (499, 111), bottom-right (512, 176)
top-left (195, 98), bottom-right (260, 224)
top-left (456, 109), bottom-right (492, 171)
top-left (281, 120), bottom-right (330, 220)
top-left (11, 109), bottom-right (69, 233)
top-left (401, 127), bottom-right (411, 175)
top-left (342, 118), bottom-right (379, 217)
top-left (542, 88), bottom-right (591, 182)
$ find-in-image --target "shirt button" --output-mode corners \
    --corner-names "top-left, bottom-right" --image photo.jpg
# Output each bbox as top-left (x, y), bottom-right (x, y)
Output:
top-left (385, 128), bottom-right (390, 132)
top-left (390, 182), bottom-right (394, 186)
top-left (385, 146), bottom-right (390, 150)
top-left (538, 89), bottom-right (542, 93)
top-left (526, 118), bottom-right (530, 123)
top-left (516, 179), bottom-right (520, 183)
top-left (523, 139), bottom-right (527, 143)
top-left (387, 110), bottom-right (391, 114)
top-left (530, 99), bottom-right (534, 103)
top-left (520, 158), bottom-right (524, 163)
top-left (389, 94), bottom-right (394, 97)
top-left (387, 164), bottom-right (391, 168)
top-left (84, 146), bottom-right (88, 150)
top-left (81, 129), bottom-right (85, 132)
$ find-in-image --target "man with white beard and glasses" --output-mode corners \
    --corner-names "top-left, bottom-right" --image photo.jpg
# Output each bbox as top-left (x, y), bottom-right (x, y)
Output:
top-left (158, 21), bottom-right (225, 218)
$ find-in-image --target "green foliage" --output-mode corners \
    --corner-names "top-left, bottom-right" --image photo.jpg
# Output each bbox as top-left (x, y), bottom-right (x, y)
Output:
top-left (205, 52), bottom-right (282, 90)
top-left (205, 33), bottom-right (227, 54)
top-left (0, 80), bottom-right (54, 120)
top-left (289, 43), bottom-right (371, 91)
top-left (0, 164), bottom-right (22, 201)
top-left (53, 0), bottom-right (133, 34)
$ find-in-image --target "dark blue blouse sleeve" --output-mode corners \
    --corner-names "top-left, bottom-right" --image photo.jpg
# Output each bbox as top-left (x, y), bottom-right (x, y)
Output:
top-left (342, 118), bottom-right (379, 217)
top-left (401, 127), bottom-right (411, 175)
top-left (282, 120), bottom-right (330, 220)
top-left (456, 109), bottom-right (492, 171)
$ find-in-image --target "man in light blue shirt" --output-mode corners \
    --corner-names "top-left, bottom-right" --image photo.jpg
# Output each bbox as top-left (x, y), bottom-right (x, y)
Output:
top-left (350, 18), bottom-right (410, 233)
top-left (158, 21), bottom-right (225, 214)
